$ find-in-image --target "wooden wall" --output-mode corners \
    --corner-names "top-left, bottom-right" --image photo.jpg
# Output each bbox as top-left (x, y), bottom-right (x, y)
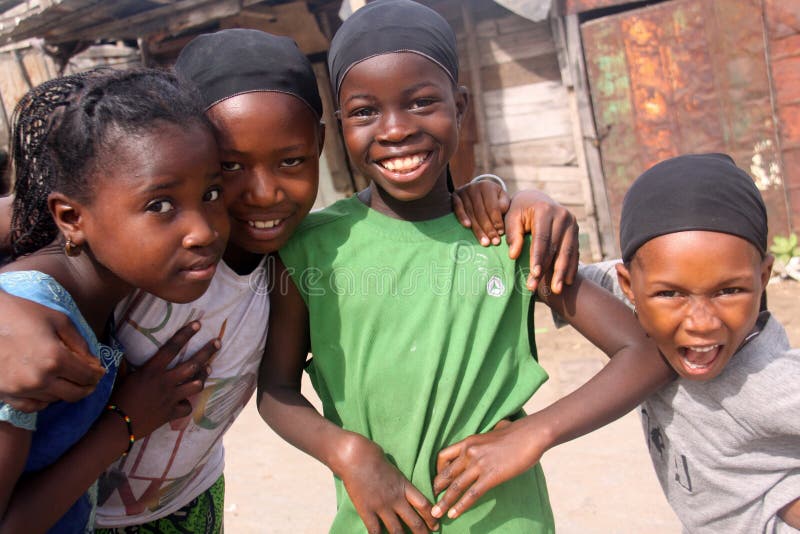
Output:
top-left (436, 0), bottom-right (602, 259)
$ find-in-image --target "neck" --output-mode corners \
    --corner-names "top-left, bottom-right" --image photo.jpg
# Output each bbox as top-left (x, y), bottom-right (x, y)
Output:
top-left (223, 244), bottom-right (262, 276)
top-left (7, 242), bottom-right (132, 337)
top-left (360, 179), bottom-right (452, 221)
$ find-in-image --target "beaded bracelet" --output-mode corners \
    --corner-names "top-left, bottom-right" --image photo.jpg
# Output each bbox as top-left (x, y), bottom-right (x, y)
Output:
top-left (106, 404), bottom-right (135, 456)
top-left (470, 173), bottom-right (508, 193)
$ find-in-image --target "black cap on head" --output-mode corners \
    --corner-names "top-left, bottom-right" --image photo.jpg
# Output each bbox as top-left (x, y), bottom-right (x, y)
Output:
top-left (174, 28), bottom-right (323, 119)
top-left (327, 0), bottom-right (458, 101)
top-left (619, 153), bottom-right (768, 262)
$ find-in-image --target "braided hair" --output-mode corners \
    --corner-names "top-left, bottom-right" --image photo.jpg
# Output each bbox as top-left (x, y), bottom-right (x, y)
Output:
top-left (10, 68), bottom-right (210, 258)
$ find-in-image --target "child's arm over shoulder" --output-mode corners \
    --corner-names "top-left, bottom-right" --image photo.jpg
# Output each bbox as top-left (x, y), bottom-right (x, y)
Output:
top-left (0, 322), bottom-right (217, 532)
top-left (257, 257), bottom-right (439, 534)
top-left (0, 290), bottom-right (105, 412)
top-left (431, 273), bottom-right (675, 520)
top-left (453, 180), bottom-right (579, 293)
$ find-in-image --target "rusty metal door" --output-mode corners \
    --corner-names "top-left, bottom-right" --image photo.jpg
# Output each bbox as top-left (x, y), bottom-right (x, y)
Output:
top-left (581, 0), bottom-right (790, 243)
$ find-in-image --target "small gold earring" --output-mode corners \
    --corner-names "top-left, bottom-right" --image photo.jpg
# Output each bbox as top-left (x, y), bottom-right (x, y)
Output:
top-left (64, 238), bottom-right (81, 257)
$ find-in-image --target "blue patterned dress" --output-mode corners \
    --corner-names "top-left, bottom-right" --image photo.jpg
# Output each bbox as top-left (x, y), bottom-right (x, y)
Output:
top-left (0, 271), bottom-right (123, 533)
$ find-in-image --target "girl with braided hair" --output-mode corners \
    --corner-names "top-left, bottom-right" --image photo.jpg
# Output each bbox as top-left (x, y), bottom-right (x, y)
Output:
top-left (0, 68), bottom-right (228, 533)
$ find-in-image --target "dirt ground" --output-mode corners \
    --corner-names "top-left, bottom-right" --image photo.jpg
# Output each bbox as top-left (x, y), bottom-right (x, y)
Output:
top-left (222, 280), bottom-right (800, 533)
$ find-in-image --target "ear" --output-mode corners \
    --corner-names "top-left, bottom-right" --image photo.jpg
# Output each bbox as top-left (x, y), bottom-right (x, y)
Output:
top-left (48, 192), bottom-right (88, 246)
top-left (760, 253), bottom-right (775, 288)
top-left (615, 262), bottom-right (637, 308)
top-left (454, 85), bottom-right (469, 129)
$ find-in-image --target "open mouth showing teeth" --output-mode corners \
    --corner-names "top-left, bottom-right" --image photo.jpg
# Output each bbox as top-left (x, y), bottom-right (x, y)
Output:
top-left (679, 345), bottom-right (720, 370)
top-left (378, 152), bottom-right (430, 173)
top-left (248, 219), bottom-right (282, 229)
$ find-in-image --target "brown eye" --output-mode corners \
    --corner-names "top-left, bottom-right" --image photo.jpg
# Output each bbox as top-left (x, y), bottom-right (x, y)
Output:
top-left (221, 162), bottom-right (243, 172)
top-left (204, 187), bottom-right (222, 202)
top-left (281, 157), bottom-right (304, 168)
top-left (146, 199), bottom-right (174, 214)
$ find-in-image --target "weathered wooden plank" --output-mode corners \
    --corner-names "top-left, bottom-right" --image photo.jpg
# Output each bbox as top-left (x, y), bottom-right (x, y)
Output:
top-left (19, 48), bottom-right (52, 86)
top-left (479, 54), bottom-right (561, 91)
top-left (507, 170), bottom-right (585, 203)
top-left (0, 53), bottom-right (33, 116)
top-left (477, 22), bottom-right (555, 65)
top-left (461, 1), bottom-right (490, 174)
top-left (4, 0), bottom-right (126, 43)
top-left (564, 13), bottom-right (615, 258)
top-left (483, 81), bottom-right (572, 145)
top-left (311, 62), bottom-right (358, 195)
top-left (490, 136), bottom-right (577, 168)
top-left (53, 0), bottom-right (229, 43)
top-left (482, 81), bottom-right (568, 117)
top-left (221, 2), bottom-right (329, 55)
top-left (475, 13), bottom-right (536, 38)
top-left (486, 108), bottom-right (572, 144)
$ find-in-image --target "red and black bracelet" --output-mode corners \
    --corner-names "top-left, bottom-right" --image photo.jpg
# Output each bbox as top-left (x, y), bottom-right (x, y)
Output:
top-left (106, 404), bottom-right (135, 456)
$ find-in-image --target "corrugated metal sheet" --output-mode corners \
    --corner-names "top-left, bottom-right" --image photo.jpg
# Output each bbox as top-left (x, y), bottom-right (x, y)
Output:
top-left (581, 0), bottom-right (791, 242)
top-left (765, 0), bottom-right (800, 232)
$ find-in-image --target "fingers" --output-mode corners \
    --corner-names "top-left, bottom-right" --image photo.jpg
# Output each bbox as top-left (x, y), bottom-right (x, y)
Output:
top-left (145, 321), bottom-right (201, 370)
top-left (452, 194), bottom-right (471, 228)
top-left (378, 511), bottom-right (406, 534)
top-left (490, 189), bottom-right (511, 236)
top-left (433, 463), bottom-right (479, 520)
top-left (528, 214), bottom-right (556, 291)
top-left (41, 377), bottom-right (98, 404)
top-left (435, 442), bottom-right (461, 475)
top-left (169, 398), bottom-right (194, 421)
top-left (167, 338), bottom-right (220, 383)
top-left (550, 217), bottom-right (579, 294)
top-left (565, 225), bottom-right (580, 286)
top-left (404, 482), bottom-right (439, 532)
top-left (432, 454), bottom-right (467, 510)
top-left (360, 512), bottom-right (382, 534)
top-left (441, 470), bottom-right (490, 520)
top-left (457, 194), bottom-right (490, 246)
top-left (54, 320), bottom-right (105, 387)
top-left (504, 207), bottom-right (524, 261)
top-left (470, 193), bottom-right (502, 246)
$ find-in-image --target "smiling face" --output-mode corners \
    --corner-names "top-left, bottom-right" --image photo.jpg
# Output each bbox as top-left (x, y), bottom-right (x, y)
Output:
top-left (78, 121), bottom-right (229, 303)
top-left (206, 91), bottom-right (321, 271)
top-left (337, 52), bottom-right (466, 203)
top-left (617, 231), bottom-right (773, 381)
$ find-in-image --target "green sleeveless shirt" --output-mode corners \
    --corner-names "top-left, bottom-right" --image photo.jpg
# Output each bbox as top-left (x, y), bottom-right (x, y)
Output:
top-left (280, 196), bottom-right (554, 533)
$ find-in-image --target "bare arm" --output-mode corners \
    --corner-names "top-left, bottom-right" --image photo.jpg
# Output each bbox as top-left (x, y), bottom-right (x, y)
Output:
top-left (257, 257), bottom-right (438, 533)
top-left (432, 274), bottom-right (675, 519)
top-left (0, 323), bottom-right (217, 532)
top-left (0, 291), bottom-right (106, 412)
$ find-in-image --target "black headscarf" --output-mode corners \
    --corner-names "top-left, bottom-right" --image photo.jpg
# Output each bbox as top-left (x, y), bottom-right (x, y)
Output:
top-left (327, 0), bottom-right (459, 101)
top-left (620, 153), bottom-right (768, 263)
top-left (173, 28), bottom-right (322, 119)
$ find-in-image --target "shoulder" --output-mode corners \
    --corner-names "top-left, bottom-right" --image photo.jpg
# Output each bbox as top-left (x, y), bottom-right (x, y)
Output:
top-left (0, 270), bottom-right (77, 314)
top-left (292, 197), bottom-right (361, 238)
top-left (715, 320), bottom-right (800, 436)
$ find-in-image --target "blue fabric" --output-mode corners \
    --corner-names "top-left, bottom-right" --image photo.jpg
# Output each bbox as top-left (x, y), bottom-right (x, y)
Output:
top-left (0, 271), bottom-right (123, 533)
